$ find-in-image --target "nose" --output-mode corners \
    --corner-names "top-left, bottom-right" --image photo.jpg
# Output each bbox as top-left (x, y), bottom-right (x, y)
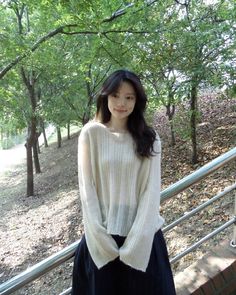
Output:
top-left (117, 97), bottom-right (126, 107)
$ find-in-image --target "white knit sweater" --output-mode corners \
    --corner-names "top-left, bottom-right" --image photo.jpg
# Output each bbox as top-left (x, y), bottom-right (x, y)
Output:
top-left (78, 121), bottom-right (165, 272)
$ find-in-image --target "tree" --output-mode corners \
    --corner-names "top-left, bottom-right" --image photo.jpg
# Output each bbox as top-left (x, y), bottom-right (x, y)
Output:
top-left (1, 0), bottom-right (235, 197)
top-left (174, 0), bottom-right (236, 163)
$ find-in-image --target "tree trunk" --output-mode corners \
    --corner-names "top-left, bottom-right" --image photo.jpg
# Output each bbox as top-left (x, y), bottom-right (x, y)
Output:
top-left (83, 76), bottom-right (94, 125)
top-left (15, 6), bottom-right (40, 196)
top-left (82, 110), bottom-right (90, 125)
top-left (25, 128), bottom-right (34, 197)
top-left (33, 140), bottom-right (41, 173)
top-left (67, 122), bottom-right (70, 140)
top-left (21, 67), bottom-right (41, 196)
top-left (166, 102), bottom-right (176, 146)
top-left (41, 122), bottom-right (48, 147)
top-left (25, 144), bottom-right (33, 196)
top-left (37, 139), bottom-right (40, 154)
top-left (25, 117), bottom-right (37, 196)
top-left (170, 120), bottom-right (176, 146)
top-left (57, 127), bottom-right (62, 148)
top-left (190, 82), bottom-right (198, 164)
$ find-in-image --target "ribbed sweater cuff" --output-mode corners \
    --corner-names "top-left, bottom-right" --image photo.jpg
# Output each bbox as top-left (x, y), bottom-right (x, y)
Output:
top-left (95, 253), bottom-right (120, 269)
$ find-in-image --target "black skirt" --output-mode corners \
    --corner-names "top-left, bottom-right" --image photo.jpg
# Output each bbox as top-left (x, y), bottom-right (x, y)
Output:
top-left (71, 230), bottom-right (176, 295)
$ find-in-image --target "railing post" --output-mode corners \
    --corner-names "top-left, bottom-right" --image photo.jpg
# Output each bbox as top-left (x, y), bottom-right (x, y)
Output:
top-left (230, 189), bottom-right (236, 248)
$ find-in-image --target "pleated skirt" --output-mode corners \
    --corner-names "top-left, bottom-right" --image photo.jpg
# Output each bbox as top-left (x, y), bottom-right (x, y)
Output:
top-left (71, 230), bottom-right (176, 295)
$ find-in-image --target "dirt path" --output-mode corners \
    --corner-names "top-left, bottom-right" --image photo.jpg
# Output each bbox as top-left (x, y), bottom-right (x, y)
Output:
top-left (0, 144), bottom-right (25, 173)
top-left (0, 126), bottom-right (55, 174)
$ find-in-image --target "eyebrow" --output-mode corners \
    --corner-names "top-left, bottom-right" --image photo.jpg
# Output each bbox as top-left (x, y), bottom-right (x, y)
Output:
top-left (115, 91), bottom-right (136, 95)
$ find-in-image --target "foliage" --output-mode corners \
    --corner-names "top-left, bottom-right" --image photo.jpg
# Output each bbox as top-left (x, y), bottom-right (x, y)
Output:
top-left (0, 0), bottom-right (235, 146)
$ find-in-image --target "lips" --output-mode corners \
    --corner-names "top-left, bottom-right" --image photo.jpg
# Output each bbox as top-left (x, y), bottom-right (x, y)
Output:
top-left (115, 109), bottom-right (127, 112)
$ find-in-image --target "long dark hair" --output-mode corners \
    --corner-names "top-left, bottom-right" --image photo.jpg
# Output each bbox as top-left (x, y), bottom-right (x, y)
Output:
top-left (96, 69), bottom-right (157, 158)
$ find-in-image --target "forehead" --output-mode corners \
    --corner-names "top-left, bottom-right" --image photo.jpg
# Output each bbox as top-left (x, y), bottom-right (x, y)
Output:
top-left (115, 81), bottom-right (136, 95)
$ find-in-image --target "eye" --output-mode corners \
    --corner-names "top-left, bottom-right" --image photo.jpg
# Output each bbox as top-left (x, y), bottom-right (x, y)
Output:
top-left (111, 93), bottom-right (118, 98)
top-left (126, 96), bottom-right (135, 100)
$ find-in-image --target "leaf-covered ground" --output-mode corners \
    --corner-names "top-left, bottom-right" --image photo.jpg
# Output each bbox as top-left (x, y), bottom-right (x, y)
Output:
top-left (0, 94), bottom-right (235, 294)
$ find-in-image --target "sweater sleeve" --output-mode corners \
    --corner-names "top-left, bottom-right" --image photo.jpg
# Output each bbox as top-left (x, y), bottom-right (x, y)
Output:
top-left (119, 135), bottom-right (164, 272)
top-left (78, 127), bottom-right (119, 269)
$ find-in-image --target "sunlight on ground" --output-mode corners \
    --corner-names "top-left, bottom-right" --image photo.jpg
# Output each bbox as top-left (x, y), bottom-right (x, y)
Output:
top-left (0, 144), bottom-right (26, 173)
top-left (0, 125), bottom-right (80, 175)
top-left (0, 189), bottom-right (79, 268)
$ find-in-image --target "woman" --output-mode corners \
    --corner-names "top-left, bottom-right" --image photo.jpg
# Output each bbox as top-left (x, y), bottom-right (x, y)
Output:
top-left (72, 69), bottom-right (176, 295)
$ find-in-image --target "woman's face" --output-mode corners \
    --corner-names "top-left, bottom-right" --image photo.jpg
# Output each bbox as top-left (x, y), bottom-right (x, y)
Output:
top-left (107, 81), bottom-right (136, 121)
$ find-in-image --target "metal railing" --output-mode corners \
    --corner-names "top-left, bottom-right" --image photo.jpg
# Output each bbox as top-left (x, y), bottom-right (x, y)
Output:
top-left (0, 146), bottom-right (236, 295)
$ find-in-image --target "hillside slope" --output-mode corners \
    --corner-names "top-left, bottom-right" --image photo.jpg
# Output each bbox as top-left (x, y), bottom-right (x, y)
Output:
top-left (0, 94), bottom-right (235, 294)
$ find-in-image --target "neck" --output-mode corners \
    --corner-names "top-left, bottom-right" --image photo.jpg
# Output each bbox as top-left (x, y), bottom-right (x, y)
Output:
top-left (107, 117), bottom-right (128, 132)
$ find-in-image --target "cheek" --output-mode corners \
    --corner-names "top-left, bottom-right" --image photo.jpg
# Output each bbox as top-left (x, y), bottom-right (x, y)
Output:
top-left (107, 98), bottom-right (113, 111)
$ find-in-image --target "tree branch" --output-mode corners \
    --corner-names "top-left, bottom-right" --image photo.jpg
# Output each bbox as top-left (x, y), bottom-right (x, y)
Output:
top-left (61, 29), bottom-right (155, 35)
top-left (0, 27), bottom-right (156, 79)
top-left (0, 26), bottom-right (65, 79)
top-left (102, 3), bottom-right (134, 23)
top-left (93, 65), bottom-right (112, 90)
top-left (174, 0), bottom-right (186, 5)
top-left (103, 0), bottom-right (160, 22)
top-left (101, 45), bottom-right (123, 67)
top-left (0, 0), bottom-right (159, 79)
top-left (103, 33), bottom-right (122, 45)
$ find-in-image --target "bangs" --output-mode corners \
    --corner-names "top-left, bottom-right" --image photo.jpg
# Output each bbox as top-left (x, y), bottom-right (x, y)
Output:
top-left (100, 70), bottom-right (139, 97)
top-left (101, 78), bottom-right (123, 96)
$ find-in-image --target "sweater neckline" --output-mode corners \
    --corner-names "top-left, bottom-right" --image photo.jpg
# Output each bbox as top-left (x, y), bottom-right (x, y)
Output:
top-left (94, 121), bottom-right (131, 141)
top-left (96, 121), bottom-right (128, 133)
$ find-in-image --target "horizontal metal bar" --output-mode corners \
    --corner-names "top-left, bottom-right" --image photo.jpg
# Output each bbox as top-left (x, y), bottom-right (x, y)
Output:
top-left (232, 189), bottom-right (236, 247)
top-left (0, 241), bottom-right (79, 295)
top-left (170, 217), bottom-right (236, 264)
top-left (163, 183), bottom-right (236, 233)
top-left (161, 147), bottom-right (236, 203)
top-left (59, 287), bottom-right (72, 295)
